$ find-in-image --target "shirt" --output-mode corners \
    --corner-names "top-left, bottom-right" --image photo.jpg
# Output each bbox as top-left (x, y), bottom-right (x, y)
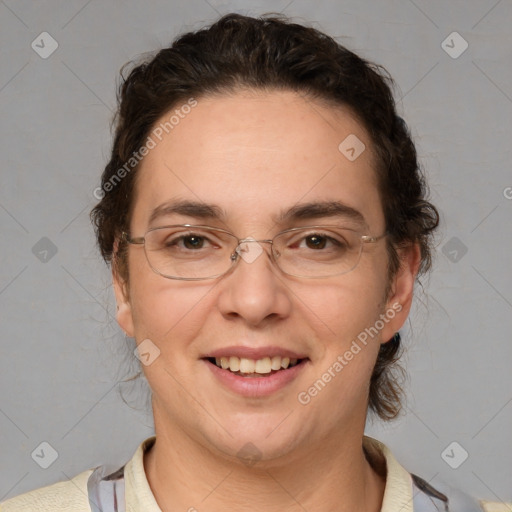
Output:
top-left (0, 436), bottom-right (509, 511)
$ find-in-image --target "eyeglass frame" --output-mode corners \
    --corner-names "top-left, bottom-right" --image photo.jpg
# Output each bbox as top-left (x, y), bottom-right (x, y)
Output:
top-left (122, 224), bottom-right (387, 281)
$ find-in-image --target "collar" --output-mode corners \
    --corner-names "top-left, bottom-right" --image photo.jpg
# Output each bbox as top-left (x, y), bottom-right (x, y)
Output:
top-left (363, 436), bottom-right (414, 511)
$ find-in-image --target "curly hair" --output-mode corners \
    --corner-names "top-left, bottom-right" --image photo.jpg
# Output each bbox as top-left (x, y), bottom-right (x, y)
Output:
top-left (91, 13), bottom-right (439, 420)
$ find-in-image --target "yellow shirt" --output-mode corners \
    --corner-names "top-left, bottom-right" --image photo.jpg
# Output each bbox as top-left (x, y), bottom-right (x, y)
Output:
top-left (0, 436), bottom-right (509, 511)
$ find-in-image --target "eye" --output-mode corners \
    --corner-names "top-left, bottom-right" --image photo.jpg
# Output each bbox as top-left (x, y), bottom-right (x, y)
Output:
top-left (179, 235), bottom-right (206, 250)
top-left (295, 232), bottom-right (346, 251)
top-left (302, 234), bottom-right (329, 250)
top-left (146, 226), bottom-right (232, 260)
top-left (164, 233), bottom-right (212, 250)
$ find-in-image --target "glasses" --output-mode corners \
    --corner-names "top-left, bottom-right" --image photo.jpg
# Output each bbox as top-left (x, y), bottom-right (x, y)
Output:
top-left (123, 224), bottom-right (386, 281)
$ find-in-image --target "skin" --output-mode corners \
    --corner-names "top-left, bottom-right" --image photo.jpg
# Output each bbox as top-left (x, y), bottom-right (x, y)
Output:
top-left (113, 89), bottom-right (420, 511)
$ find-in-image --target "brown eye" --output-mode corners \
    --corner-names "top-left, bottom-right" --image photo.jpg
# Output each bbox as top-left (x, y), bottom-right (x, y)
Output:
top-left (305, 235), bottom-right (327, 249)
top-left (182, 235), bottom-right (205, 249)
top-left (160, 233), bottom-right (211, 251)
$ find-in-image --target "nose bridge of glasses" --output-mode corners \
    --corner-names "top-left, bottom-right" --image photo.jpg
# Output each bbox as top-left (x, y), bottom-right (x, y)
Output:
top-left (232, 237), bottom-right (274, 265)
top-left (236, 237), bottom-right (273, 246)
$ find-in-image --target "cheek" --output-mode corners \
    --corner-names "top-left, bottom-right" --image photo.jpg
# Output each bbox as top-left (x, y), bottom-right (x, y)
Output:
top-left (296, 280), bottom-right (387, 423)
top-left (299, 263), bottom-right (388, 346)
top-left (130, 280), bottom-right (215, 341)
top-left (126, 250), bottom-right (215, 343)
top-left (128, 280), bottom-right (218, 397)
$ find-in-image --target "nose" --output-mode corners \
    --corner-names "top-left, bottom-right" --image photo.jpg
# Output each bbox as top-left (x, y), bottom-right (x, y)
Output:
top-left (216, 239), bottom-right (292, 327)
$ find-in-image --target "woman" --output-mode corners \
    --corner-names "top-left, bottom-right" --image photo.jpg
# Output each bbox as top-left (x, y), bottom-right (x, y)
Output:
top-left (1, 13), bottom-right (507, 512)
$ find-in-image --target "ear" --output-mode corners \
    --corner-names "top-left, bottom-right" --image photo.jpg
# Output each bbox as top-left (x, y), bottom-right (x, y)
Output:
top-left (112, 243), bottom-right (135, 338)
top-left (380, 242), bottom-right (421, 344)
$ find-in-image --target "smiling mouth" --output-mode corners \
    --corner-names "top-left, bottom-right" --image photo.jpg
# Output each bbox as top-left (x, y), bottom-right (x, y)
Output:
top-left (204, 356), bottom-right (306, 377)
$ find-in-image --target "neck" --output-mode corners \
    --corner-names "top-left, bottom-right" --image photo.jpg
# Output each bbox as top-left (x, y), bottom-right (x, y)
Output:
top-left (144, 411), bottom-right (385, 512)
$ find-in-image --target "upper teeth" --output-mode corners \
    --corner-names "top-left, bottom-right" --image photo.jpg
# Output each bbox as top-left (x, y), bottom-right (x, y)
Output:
top-left (214, 356), bottom-right (299, 374)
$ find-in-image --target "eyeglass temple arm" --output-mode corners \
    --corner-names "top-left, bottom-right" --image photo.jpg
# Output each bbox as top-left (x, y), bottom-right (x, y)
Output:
top-left (362, 233), bottom-right (387, 244)
top-left (122, 232), bottom-right (144, 245)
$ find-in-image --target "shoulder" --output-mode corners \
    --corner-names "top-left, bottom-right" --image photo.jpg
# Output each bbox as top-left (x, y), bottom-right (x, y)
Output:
top-left (363, 436), bottom-right (511, 512)
top-left (412, 473), bottom-right (493, 511)
top-left (411, 470), bottom-right (511, 512)
top-left (0, 468), bottom-right (93, 512)
top-left (480, 503), bottom-right (512, 512)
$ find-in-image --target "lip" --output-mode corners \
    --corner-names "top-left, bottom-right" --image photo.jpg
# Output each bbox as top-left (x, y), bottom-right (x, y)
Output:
top-left (203, 345), bottom-right (308, 360)
top-left (203, 357), bottom-right (309, 398)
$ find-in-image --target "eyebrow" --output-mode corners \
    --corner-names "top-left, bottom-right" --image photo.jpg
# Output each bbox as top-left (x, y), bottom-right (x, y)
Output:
top-left (148, 199), bottom-right (227, 225)
top-left (147, 199), bottom-right (367, 227)
top-left (276, 200), bottom-right (367, 227)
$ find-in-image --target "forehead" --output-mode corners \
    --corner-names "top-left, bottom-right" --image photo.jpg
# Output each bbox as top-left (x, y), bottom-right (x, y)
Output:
top-left (132, 89), bottom-right (384, 232)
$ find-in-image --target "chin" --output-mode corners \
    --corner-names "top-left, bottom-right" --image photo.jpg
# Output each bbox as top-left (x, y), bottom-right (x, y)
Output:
top-left (200, 414), bottom-right (306, 466)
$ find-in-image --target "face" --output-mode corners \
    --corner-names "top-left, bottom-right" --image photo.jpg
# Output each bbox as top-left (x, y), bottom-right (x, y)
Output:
top-left (114, 89), bottom-right (418, 464)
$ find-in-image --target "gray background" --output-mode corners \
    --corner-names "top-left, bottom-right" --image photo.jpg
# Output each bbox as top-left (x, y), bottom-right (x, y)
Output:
top-left (1, 0), bottom-right (511, 505)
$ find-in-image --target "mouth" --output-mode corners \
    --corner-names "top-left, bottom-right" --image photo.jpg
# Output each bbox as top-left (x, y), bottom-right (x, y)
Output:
top-left (201, 347), bottom-right (310, 396)
top-left (204, 355), bottom-right (306, 378)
